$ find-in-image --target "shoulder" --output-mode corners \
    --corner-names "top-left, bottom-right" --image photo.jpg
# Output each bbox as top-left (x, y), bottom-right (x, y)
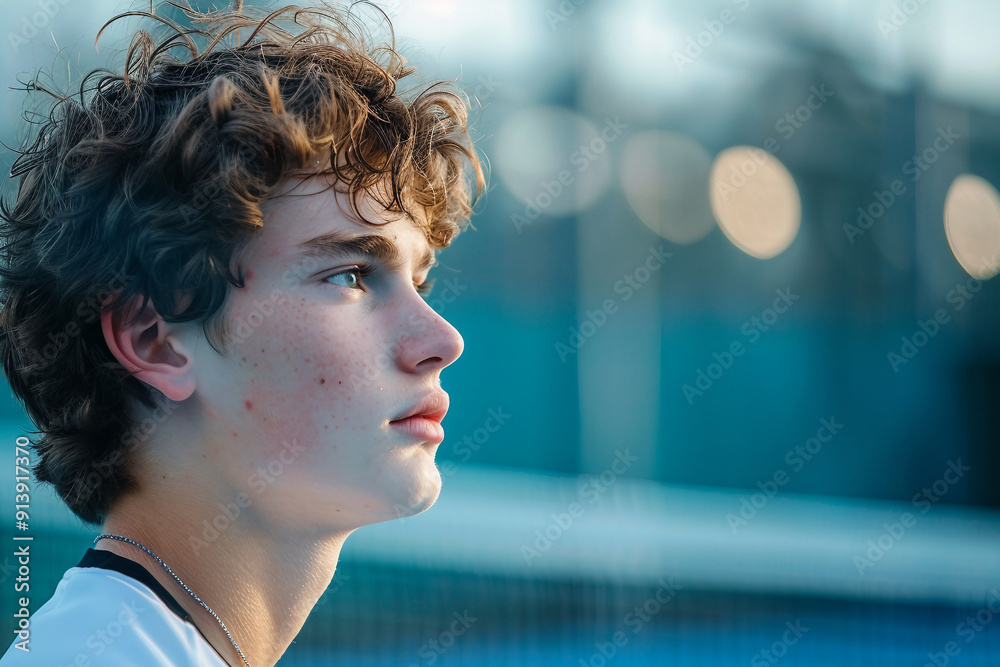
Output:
top-left (1, 566), bottom-right (228, 666)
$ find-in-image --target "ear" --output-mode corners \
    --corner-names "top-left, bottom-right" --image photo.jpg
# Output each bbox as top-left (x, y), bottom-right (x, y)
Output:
top-left (100, 293), bottom-right (197, 402)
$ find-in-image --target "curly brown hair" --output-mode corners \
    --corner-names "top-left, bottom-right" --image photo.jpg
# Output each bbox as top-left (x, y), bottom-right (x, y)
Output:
top-left (0, 0), bottom-right (484, 525)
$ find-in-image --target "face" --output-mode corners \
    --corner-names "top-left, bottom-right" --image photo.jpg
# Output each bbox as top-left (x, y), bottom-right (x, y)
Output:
top-left (188, 175), bottom-right (465, 530)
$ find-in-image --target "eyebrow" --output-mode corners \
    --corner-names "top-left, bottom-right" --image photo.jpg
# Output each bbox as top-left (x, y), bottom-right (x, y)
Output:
top-left (292, 231), bottom-right (437, 275)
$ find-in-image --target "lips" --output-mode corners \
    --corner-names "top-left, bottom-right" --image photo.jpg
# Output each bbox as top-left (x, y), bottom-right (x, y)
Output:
top-left (389, 391), bottom-right (449, 444)
top-left (389, 415), bottom-right (445, 444)
top-left (391, 391), bottom-right (449, 423)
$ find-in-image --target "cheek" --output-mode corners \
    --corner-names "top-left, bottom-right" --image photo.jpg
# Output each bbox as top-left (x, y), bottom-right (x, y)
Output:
top-left (227, 291), bottom-right (381, 458)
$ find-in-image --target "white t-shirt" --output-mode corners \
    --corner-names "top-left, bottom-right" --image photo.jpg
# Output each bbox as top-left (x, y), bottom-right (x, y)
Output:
top-left (1, 548), bottom-right (230, 666)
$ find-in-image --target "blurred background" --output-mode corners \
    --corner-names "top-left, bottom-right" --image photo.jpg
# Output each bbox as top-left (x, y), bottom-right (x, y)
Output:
top-left (2, 0), bottom-right (1000, 664)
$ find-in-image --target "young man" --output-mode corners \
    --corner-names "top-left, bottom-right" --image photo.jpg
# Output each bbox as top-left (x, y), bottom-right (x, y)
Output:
top-left (0, 1), bottom-right (483, 665)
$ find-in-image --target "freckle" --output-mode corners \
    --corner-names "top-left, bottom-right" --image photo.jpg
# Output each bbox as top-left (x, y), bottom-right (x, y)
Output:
top-left (245, 400), bottom-right (253, 411)
top-left (253, 363), bottom-right (258, 367)
top-left (241, 357), bottom-right (246, 362)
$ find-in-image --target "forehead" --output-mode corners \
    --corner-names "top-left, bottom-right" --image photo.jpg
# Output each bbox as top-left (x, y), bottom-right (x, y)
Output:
top-left (253, 176), bottom-right (434, 270)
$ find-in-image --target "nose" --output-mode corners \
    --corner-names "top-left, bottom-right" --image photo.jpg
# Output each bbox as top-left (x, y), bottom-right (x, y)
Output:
top-left (395, 296), bottom-right (465, 374)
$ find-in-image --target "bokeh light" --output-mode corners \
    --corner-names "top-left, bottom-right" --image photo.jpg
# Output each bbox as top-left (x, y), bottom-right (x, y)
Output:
top-left (493, 106), bottom-right (613, 218)
top-left (944, 173), bottom-right (1000, 279)
top-left (620, 131), bottom-right (716, 244)
top-left (709, 146), bottom-right (801, 259)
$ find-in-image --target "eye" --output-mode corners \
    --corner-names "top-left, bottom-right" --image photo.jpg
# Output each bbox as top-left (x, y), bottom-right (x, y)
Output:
top-left (415, 277), bottom-right (436, 298)
top-left (322, 264), bottom-right (373, 291)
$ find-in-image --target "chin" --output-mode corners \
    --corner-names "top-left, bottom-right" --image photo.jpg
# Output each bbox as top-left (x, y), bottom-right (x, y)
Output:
top-left (384, 465), bottom-right (443, 522)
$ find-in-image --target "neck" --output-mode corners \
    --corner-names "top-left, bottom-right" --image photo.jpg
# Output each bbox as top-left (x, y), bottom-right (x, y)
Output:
top-left (97, 483), bottom-right (354, 667)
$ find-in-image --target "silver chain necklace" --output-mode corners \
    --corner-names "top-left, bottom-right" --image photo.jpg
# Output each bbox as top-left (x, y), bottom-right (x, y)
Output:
top-left (93, 534), bottom-right (251, 667)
